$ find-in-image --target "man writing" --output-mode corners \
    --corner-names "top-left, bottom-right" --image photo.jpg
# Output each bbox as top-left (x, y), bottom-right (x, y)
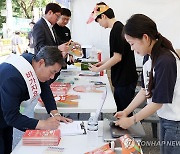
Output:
top-left (0, 46), bottom-right (72, 154)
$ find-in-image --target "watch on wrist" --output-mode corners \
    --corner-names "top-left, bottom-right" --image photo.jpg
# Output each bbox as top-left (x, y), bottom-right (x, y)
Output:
top-left (50, 112), bottom-right (61, 117)
top-left (54, 113), bottom-right (61, 116)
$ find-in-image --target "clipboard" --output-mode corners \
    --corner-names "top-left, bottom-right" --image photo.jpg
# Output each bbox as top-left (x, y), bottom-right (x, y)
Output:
top-left (59, 121), bottom-right (86, 136)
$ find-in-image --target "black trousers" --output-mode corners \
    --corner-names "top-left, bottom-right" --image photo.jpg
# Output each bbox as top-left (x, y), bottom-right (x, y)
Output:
top-left (114, 81), bottom-right (137, 117)
top-left (0, 126), bottom-right (13, 154)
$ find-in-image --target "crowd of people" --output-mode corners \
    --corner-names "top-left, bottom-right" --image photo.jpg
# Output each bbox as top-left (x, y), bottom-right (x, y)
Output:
top-left (0, 2), bottom-right (179, 154)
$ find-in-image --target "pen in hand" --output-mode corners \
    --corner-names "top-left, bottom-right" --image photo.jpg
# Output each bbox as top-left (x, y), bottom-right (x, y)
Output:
top-left (50, 113), bottom-right (61, 123)
top-left (50, 113), bottom-right (54, 117)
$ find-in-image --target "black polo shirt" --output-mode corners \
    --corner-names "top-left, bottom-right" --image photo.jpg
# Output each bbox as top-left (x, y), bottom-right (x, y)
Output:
top-left (110, 21), bottom-right (138, 87)
top-left (53, 23), bottom-right (71, 44)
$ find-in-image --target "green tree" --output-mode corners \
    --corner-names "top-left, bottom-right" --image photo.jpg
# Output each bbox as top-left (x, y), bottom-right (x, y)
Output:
top-left (0, 0), bottom-right (6, 30)
top-left (12, 0), bottom-right (51, 19)
top-left (12, 0), bottom-right (35, 18)
top-left (0, 0), bottom-right (52, 29)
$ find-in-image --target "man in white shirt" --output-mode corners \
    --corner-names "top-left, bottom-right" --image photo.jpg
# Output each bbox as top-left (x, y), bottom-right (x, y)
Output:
top-left (33, 3), bottom-right (69, 56)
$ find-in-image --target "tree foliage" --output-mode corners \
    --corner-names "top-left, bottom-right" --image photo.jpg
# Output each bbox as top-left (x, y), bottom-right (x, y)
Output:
top-left (0, 0), bottom-right (6, 30)
top-left (0, 0), bottom-right (52, 29)
top-left (12, 0), bottom-right (51, 19)
top-left (12, 0), bottom-right (36, 19)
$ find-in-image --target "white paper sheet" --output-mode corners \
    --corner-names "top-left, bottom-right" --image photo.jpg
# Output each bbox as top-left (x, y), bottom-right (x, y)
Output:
top-left (58, 121), bottom-right (85, 136)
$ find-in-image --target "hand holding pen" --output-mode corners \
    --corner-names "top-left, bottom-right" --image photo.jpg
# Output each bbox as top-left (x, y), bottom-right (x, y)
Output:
top-left (50, 113), bottom-right (73, 124)
top-left (36, 116), bottom-right (60, 130)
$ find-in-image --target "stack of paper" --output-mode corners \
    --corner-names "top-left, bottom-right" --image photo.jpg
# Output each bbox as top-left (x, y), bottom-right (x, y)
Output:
top-left (22, 129), bottom-right (60, 146)
top-left (59, 121), bottom-right (86, 136)
top-left (50, 82), bottom-right (71, 96)
top-left (55, 94), bottom-right (79, 107)
top-left (79, 71), bottom-right (99, 77)
top-left (85, 143), bottom-right (115, 154)
top-left (56, 100), bottom-right (78, 107)
top-left (73, 85), bottom-right (103, 93)
top-left (44, 147), bottom-right (64, 154)
top-left (38, 94), bottom-right (79, 107)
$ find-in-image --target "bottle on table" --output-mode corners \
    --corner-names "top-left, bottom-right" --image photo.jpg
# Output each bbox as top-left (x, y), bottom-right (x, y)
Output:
top-left (87, 112), bottom-right (98, 147)
top-left (97, 50), bottom-right (104, 76)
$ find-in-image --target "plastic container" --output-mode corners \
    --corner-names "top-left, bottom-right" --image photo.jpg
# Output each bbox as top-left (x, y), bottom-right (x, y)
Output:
top-left (87, 112), bottom-right (99, 147)
top-left (87, 129), bottom-right (98, 147)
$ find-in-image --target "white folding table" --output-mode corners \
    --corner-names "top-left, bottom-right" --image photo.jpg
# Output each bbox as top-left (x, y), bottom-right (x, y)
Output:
top-left (12, 121), bottom-right (122, 154)
top-left (34, 73), bottom-right (117, 119)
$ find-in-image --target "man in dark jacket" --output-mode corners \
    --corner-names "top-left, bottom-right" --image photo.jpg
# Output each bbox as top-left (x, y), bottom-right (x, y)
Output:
top-left (0, 46), bottom-right (72, 154)
top-left (33, 3), bottom-right (69, 55)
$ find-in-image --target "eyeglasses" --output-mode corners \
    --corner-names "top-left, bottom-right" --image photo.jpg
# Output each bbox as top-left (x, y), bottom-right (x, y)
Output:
top-left (54, 13), bottom-right (61, 19)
